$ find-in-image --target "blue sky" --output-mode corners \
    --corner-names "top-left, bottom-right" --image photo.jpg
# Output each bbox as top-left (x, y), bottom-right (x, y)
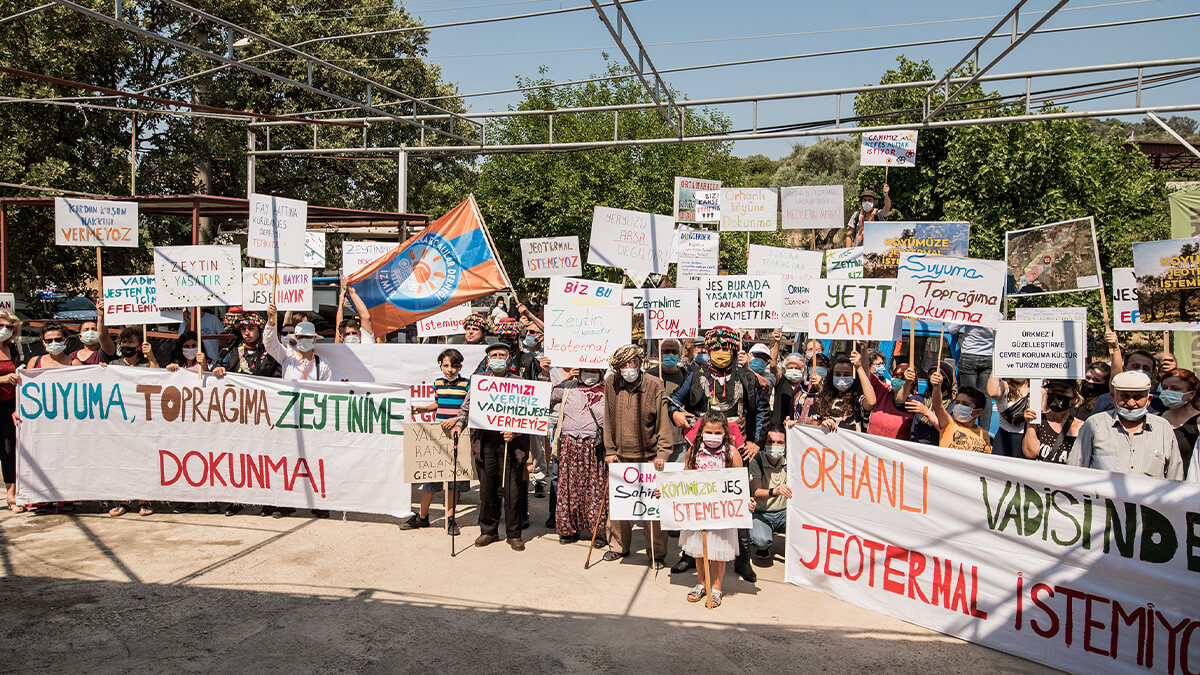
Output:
top-left (403, 0), bottom-right (1200, 158)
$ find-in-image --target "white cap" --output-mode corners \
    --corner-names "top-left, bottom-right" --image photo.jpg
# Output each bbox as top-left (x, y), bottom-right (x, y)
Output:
top-left (749, 343), bottom-right (771, 358)
top-left (293, 321), bottom-right (317, 338)
top-left (1111, 370), bottom-right (1151, 392)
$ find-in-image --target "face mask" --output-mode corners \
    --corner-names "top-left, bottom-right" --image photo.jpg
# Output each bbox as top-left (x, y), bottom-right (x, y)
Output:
top-left (861, 201), bottom-right (874, 212)
top-left (749, 357), bottom-right (767, 374)
top-left (1081, 381), bottom-right (1106, 398)
top-left (120, 345), bottom-right (139, 358)
top-left (890, 377), bottom-right (907, 391)
top-left (182, 347), bottom-right (199, 360)
top-left (0, 327), bottom-right (10, 342)
top-left (294, 338), bottom-right (316, 353)
top-left (702, 433), bottom-right (725, 449)
top-left (343, 335), bottom-right (360, 344)
top-left (45, 342), bottom-right (68, 355)
top-left (709, 351), bottom-right (732, 369)
top-left (872, 366), bottom-right (888, 379)
top-left (814, 366), bottom-right (828, 380)
top-left (522, 335), bottom-right (539, 349)
top-left (488, 357), bottom-right (508, 373)
top-left (1046, 393), bottom-right (1074, 412)
top-left (951, 404), bottom-right (976, 423)
top-left (1159, 390), bottom-right (1190, 409)
top-left (621, 367), bottom-right (639, 383)
top-left (784, 368), bottom-right (805, 383)
top-left (580, 373), bottom-right (600, 386)
top-left (764, 445), bottom-right (785, 459)
top-left (660, 354), bottom-right (680, 369)
top-left (833, 376), bottom-right (854, 392)
top-left (80, 329), bottom-right (99, 344)
top-left (1116, 404), bottom-right (1148, 421)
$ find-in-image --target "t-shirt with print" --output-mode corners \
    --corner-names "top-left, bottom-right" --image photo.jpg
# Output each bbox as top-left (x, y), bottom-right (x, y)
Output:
top-left (434, 376), bottom-right (469, 421)
top-left (939, 418), bottom-right (991, 453)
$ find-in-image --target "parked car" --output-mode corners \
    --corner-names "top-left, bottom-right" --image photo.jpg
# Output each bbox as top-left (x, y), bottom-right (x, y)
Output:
top-left (30, 292), bottom-right (97, 321)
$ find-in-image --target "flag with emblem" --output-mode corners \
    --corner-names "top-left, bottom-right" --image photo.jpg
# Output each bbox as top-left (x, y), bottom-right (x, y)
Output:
top-left (346, 195), bottom-right (510, 336)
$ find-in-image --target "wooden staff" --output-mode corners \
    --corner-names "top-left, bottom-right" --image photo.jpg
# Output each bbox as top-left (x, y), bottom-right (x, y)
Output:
top-left (1164, 330), bottom-right (1172, 354)
top-left (935, 321), bottom-right (946, 367)
top-left (702, 530), bottom-right (713, 610)
top-left (194, 307), bottom-right (202, 380)
top-left (1097, 280), bottom-right (1111, 329)
top-left (584, 491), bottom-right (606, 569)
top-left (501, 439), bottom-right (509, 494)
top-left (649, 521), bottom-right (656, 574)
top-left (451, 428), bottom-right (463, 556)
top-left (907, 320), bottom-right (916, 370)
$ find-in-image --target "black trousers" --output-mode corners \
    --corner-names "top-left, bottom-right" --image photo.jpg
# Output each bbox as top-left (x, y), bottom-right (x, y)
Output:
top-left (0, 397), bottom-right (15, 485)
top-left (475, 433), bottom-right (527, 538)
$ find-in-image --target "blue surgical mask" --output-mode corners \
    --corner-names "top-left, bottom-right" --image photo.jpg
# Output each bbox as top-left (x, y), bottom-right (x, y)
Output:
top-left (784, 368), bottom-right (805, 383)
top-left (488, 357), bottom-right (508, 373)
top-left (1159, 390), bottom-right (1190, 409)
top-left (661, 353), bottom-right (680, 368)
top-left (814, 366), bottom-right (828, 380)
top-left (873, 366), bottom-right (888, 379)
top-left (523, 335), bottom-right (539, 349)
top-left (749, 357), bottom-right (767, 374)
top-left (1116, 405), bottom-right (1148, 421)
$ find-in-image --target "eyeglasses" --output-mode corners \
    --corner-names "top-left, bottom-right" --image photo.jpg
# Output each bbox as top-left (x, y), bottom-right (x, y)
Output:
top-left (0, 323), bottom-right (14, 329)
top-left (281, 329), bottom-right (295, 336)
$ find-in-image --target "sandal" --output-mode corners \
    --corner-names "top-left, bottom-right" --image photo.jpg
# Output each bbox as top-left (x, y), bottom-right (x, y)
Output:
top-left (108, 504), bottom-right (128, 517)
top-left (138, 504), bottom-right (154, 517)
top-left (686, 584), bottom-right (705, 603)
top-left (7, 499), bottom-right (25, 514)
top-left (708, 589), bottom-right (723, 608)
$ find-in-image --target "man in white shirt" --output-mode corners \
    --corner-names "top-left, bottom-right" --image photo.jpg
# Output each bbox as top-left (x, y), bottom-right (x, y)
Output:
top-left (263, 303), bottom-right (331, 381)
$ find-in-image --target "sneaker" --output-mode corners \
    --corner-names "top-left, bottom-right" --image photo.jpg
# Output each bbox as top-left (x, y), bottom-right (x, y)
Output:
top-left (398, 514), bottom-right (429, 530)
top-left (272, 507), bottom-right (295, 519)
top-left (671, 554), bottom-right (696, 574)
top-left (312, 509), bottom-right (330, 519)
top-left (734, 555), bottom-right (757, 583)
top-left (506, 537), bottom-right (525, 551)
top-left (224, 504), bottom-right (244, 517)
top-left (534, 482), bottom-right (545, 498)
top-left (475, 533), bottom-right (499, 547)
top-left (447, 517), bottom-right (461, 536)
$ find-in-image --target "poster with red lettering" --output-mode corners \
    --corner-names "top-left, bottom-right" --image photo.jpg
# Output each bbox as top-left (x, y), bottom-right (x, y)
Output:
top-left (785, 425), bottom-right (1200, 675)
top-left (657, 468), bottom-right (753, 530)
top-left (466, 374), bottom-right (551, 436)
top-left (54, 197), bottom-right (139, 248)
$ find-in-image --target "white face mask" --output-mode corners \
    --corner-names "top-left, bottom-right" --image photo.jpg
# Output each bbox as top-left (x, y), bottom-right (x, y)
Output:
top-left (621, 367), bottom-right (639, 383)
top-left (951, 404), bottom-right (975, 423)
top-left (580, 372), bottom-right (600, 385)
top-left (862, 201), bottom-right (874, 211)
top-left (701, 433), bottom-right (725, 449)
top-left (833, 376), bottom-right (854, 392)
top-left (294, 338), bottom-right (316, 353)
top-left (764, 445), bottom-right (785, 459)
top-left (80, 329), bottom-right (99, 345)
top-left (0, 327), bottom-right (12, 342)
top-left (182, 347), bottom-right (199, 360)
top-left (45, 342), bottom-right (68, 355)
top-left (343, 335), bottom-right (361, 344)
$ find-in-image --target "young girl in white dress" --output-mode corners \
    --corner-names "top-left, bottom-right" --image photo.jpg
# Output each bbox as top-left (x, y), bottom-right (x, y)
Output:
top-left (680, 411), bottom-right (744, 608)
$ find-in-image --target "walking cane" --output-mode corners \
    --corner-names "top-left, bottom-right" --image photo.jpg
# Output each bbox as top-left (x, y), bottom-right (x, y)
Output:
top-left (701, 530), bottom-right (713, 610)
top-left (584, 495), bottom-right (606, 569)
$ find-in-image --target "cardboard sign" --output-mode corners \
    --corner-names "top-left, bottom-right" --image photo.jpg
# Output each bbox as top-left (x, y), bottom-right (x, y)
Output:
top-left (608, 462), bottom-right (685, 521)
top-left (808, 279), bottom-right (900, 341)
top-left (675, 229), bottom-right (720, 288)
top-left (896, 253), bottom-right (1004, 328)
top-left (304, 232), bottom-right (327, 269)
top-left (859, 130), bottom-right (918, 167)
top-left (341, 240), bottom-right (396, 276)
top-left (587, 206), bottom-right (673, 274)
top-left (153, 245), bottom-right (243, 308)
top-left (466, 375), bottom-right (551, 435)
top-left (248, 193), bottom-right (307, 267)
top-left (544, 304), bottom-right (633, 369)
top-left (864, 221), bottom-right (970, 278)
top-left (1004, 217), bottom-right (1102, 296)
top-left (102, 275), bottom-right (184, 326)
top-left (825, 247), bottom-right (863, 279)
top-left (1132, 237), bottom-right (1200, 324)
top-left (1112, 267), bottom-right (1186, 331)
top-left (719, 188), bottom-right (778, 232)
top-left (416, 303), bottom-right (470, 337)
top-left (992, 320), bottom-right (1087, 379)
top-left (699, 275), bottom-right (783, 329)
top-left (1015, 306), bottom-right (1087, 322)
top-left (695, 190), bottom-right (721, 223)
top-left (781, 185), bottom-right (844, 230)
top-left (54, 197), bottom-right (138, 248)
top-left (673, 176), bottom-right (722, 223)
top-left (748, 245), bottom-right (823, 331)
top-left (402, 422), bottom-right (475, 483)
top-left (0, 293), bottom-right (13, 313)
top-left (669, 225), bottom-right (692, 264)
top-left (657, 468), bottom-right (753, 531)
top-left (520, 236), bottom-right (582, 278)
top-left (623, 288), bottom-right (698, 340)
top-left (548, 277), bottom-right (623, 307)
top-left (241, 267), bottom-right (313, 311)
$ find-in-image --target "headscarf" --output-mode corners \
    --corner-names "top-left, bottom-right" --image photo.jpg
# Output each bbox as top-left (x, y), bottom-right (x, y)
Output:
top-left (222, 307), bottom-right (245, 332)
top-left (609, 344), bottom-right (643, 371)
top-left (463, 312), bottom-right (489, 332)
top-left (704, 326), bottom-right (741, 353)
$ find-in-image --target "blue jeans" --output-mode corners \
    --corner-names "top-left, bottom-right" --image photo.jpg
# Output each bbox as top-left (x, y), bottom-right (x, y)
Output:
top-left (750, 509), bottom-right (787, 549)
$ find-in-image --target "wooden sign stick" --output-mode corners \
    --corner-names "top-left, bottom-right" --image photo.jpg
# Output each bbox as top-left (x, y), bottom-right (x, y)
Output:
top-left (702, 530), bottom-right (713, 610)
top-left (584, 497), bottom-right (606, 569)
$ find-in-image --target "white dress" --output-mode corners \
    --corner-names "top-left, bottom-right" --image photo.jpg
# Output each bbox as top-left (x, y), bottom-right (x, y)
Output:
top-left (678, 448), bottom-right (739, 562)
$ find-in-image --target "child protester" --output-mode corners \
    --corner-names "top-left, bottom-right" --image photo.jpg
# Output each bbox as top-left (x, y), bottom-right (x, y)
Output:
top-left (403, 348), bottom-right (470, 535)
top-left (929, 369), bottom-right (991, 453)
top-left (680, 410), bottom-right (744, 609)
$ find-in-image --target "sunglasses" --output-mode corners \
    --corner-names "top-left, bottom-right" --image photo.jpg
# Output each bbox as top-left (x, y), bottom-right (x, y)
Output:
top-left (44, 337), bottom-right (67, 344)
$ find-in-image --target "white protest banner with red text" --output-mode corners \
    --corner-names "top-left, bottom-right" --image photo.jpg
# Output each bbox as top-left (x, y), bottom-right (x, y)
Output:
top-left (657, 468), bottom-right (753, 530)
top-left (416, 303), bottom-right (470, 337)
top-left (544, 304), bottom-right (633, 369)
top-left (102, 275), bottom-right (184, 326)
top-left (785, 425), bottom-right (1200, 675)
top-left (16, 366), bottom-right (411, 515)
top-left (808, 279), bottom-right (900, 341)
top-left (609, 462), bottom-right (685, 521)
top-left (466, 374), bottom-right (551, 435)
top-left (896, 253), bottom-right (1004, 327)
top-left (54, 197), bottom-right (139, 248)
top-left (521, 236), bottom-right (582, 278)
top-left (341, 240), bottom-right (395, 276)
top-left (781, 185), bottom-right (844, 230)
top-left (248, 193), bottom-right (307, 267)
top-left (623, 288), bottom-right (698, 340)
top-left (241, 267), bottom-right (313, 311)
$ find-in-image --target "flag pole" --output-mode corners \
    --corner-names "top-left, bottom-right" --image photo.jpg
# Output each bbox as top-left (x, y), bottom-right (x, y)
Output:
top-left (468, 194), bottom-right (519, 300)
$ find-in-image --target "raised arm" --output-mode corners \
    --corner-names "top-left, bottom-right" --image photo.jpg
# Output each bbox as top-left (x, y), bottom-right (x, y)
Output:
top-left (851, 347), bottom-right (876, 411)
top-left (347, 284), bottom-right (373, 340)
top-left (334, 280), bottom-right (346, 344)
top-left (929, 369), bottom-right (950, 431)
top-left (879, 183), bottom-right (892, 219)
top-left (517, 302), bottom-right (544, 331)
top-left (1105, 329), bottom-right (1124, 374)
top-left (262, 303), bottom-right (289, 365)
top-left (95, 297), bottom-right (116, 357)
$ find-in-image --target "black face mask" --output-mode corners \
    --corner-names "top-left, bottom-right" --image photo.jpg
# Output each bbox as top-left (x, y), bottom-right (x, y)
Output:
top-left (120, 345), bottom-right (139, 358)
top-left (1046, 393), bottom-right (1074, 413)
top-left (1081, 381), bottom-right (1106, 399)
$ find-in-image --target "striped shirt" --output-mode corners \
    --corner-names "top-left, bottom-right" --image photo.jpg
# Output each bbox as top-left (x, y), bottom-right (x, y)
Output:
top-left (435, 376), bottom-right (470, 421)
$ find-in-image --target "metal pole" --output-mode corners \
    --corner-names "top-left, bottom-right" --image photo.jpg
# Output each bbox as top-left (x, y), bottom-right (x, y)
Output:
top-left (397, 149), bottom-right (408, 213)
top-left (246, 127), bottom-right (256, 198)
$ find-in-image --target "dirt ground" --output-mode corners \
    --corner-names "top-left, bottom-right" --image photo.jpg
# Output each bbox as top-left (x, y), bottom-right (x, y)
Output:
top-left (0, 493), bottom-right (1052, 674)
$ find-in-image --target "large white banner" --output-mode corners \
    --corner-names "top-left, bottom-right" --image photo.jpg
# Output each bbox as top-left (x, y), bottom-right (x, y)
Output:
top-left (520, 236), bottom-right (582, 278)
top-left (16, 367), bottom-right (411, 515)
top-left (785, 425), bottom-right (1200, 675)
top-left (102, 275), bottom-right (184, 326)
top-left (623, 288), bottom-right (698, 340)
top-left (588, 206), bottom-right (673, 274)
top-left (781, 185), bottom-right (844, 230)
top-left (608, 462), bottom-right (685, 520)
top-left (153, 245), bottom-right (243, 308)
top-left (54, 197), bottom-right (138, 248)
top-left (241, 267), bottom-right (313, 311)
top-left (248, 193), bottom-right (307, 267)
top-left (700, 275), bottom-right (783, 329)
top-left (719, 188), bottom-right (778, 231)
top-left (544, 304), bottom-right (633, 369)
top-left (675, 229), bottom-right (720, 288)
top-left (748, 245), bottom-right (824, 332)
